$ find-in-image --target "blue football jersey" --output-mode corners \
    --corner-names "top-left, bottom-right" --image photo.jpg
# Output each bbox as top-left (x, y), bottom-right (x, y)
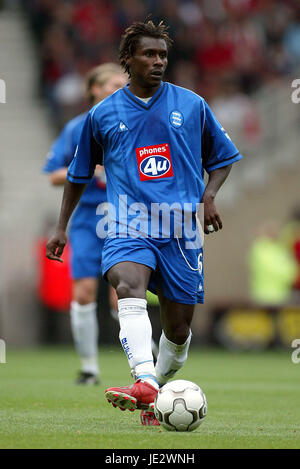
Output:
top-left (67, 82), bottom-right (242, 238)
top-left (43, 112), bottom-right (106, 206)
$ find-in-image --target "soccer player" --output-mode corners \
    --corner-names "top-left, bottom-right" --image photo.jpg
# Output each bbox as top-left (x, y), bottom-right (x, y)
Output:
top-left (43, 63), bottom-right (127, 384)
top-left (46, 21), bottom-right (242, 424)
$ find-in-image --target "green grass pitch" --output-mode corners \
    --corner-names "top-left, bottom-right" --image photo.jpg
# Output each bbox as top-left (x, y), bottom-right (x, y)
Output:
top-left (0, 346), bottom-right (299, 449)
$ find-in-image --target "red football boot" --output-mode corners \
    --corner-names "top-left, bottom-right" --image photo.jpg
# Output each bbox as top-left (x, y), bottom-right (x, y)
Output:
top-left (140, 410), bottom-right (160, 426)
top-left (105, 379), bottom-right (158, 412)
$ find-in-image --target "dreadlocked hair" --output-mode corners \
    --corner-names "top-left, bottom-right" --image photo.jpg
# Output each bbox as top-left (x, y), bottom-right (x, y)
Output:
top-left (119, 20), bottom-right (173, 76)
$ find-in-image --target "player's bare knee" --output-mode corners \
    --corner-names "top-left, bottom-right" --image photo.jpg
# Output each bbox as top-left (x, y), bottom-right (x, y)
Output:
top-left (111, 271), bottom-right (147, 299)
top-left (114, 273), bottom-right (147, 299)
top-left (107, 263), bottom-right (151, 300)
top-left (74, 280), bottom-right (96, 305)
top-left (116, 282), bottom-right (146, 300)
top-left (74, 292), bottom-right (94, 305)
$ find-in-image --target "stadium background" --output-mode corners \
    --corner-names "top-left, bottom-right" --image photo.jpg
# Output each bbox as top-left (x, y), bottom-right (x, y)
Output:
top-left (1, 0), bottom-right (300, 351)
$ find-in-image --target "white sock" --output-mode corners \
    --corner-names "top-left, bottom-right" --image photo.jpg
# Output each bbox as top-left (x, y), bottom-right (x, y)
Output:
top-left (70, 301), bottom-right (99, 376)
top-left (118, 298), bottom-right (158, 389)
top-left (155, 330), bottom-right (192, 386)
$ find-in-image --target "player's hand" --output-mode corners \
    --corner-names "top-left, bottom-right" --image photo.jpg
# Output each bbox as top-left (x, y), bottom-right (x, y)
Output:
top-left (46, 230), bottom-right (68, 262)
top-left (202, 195), bottom-right (222, 234)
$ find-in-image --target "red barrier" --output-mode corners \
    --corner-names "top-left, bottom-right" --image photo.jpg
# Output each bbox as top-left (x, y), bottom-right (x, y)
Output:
top-left (36, 238), bottom-right (72, 311)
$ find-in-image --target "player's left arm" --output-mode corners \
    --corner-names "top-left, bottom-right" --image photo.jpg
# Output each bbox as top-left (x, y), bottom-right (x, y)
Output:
top-left (202, 165), bottom-right (232, 234)
top-left (201, 99), bottom-right (242, 234)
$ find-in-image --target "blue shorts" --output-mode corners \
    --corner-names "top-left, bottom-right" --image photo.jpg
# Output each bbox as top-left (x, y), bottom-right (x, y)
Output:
top-left (102, 236), bottom-right (204, 305)
top-left (69, 204), bottom-right (105, 279)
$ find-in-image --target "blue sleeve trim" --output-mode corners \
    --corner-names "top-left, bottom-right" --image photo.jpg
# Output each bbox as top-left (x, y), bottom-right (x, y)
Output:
top-left (67, 172), bottom-right (92, 184)
top-left (200, 97), bottom-right (206, 136)
top-left (205, 152), bottom-right (242, 172)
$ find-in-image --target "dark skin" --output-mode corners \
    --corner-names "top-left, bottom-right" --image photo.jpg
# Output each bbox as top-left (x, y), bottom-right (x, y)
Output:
top-left (127, 36), bottom-right (168, 97)
top-left (46, 35), bottom-right (232, 345)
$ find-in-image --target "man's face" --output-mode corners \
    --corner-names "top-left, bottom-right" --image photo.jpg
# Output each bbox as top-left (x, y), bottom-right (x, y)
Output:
top-left (92, 73), bottom-right (127, 104)
top-left (127, 36), bottom-right (168, 88)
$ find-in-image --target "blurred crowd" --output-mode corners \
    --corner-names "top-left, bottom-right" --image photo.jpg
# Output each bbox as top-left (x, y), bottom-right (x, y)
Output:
top-left (248, 208), bottom-right (300, 306)
top-left (22, 0), bottom-right (300, 130)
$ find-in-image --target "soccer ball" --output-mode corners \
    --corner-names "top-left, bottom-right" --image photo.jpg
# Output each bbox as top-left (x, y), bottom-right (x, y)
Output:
top-left (154, 379), bottom-right (207, 432)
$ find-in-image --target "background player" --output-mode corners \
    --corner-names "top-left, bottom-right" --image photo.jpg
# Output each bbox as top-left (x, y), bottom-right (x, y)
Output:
top-left (43, 63), bottom-right (127, 384)
top-left (46, 21), bottom-right (242, 424)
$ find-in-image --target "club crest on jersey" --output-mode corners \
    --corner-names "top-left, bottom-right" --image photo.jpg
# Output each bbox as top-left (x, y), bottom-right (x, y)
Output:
top-left (169, 110), bottom-right (184, 129)
top-left (136, 143), bottom-right (174, 181)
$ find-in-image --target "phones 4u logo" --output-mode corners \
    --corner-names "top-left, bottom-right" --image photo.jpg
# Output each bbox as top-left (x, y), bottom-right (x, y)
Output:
top-left (0, 79), bottom-right (6, 103)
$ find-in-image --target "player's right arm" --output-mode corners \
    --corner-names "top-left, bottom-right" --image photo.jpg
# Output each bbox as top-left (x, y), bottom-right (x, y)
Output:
top-left (201, 99), bottom-right (242, 234)
top-left (46, 111), bottom-right (103, 262)
top-left (46, 180), bottom-right (87, 262)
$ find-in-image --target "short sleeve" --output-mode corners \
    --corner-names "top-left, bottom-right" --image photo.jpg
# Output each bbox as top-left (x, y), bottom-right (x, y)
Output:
top-left (67, 111), bottom-right (103, 184)
top-left (43, 124), bottom-right (72, 173)
top-left (201, 99), bottom-right (242, 173)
